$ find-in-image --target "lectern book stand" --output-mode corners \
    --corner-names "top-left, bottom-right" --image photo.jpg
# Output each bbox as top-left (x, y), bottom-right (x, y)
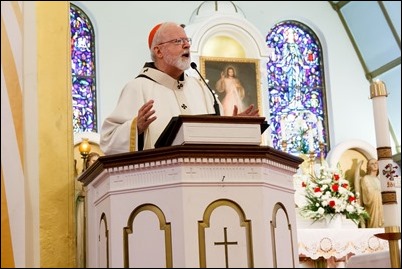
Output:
top-left (154, 114), bottom-right (269, 148)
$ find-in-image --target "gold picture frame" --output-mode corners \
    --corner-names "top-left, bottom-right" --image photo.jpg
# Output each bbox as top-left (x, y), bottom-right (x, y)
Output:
top-left (200, 56), bottom-right (262, 116)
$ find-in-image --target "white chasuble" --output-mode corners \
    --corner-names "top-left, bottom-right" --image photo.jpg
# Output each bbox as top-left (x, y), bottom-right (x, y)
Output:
top-left (100, 63), bottom-right (220, 155)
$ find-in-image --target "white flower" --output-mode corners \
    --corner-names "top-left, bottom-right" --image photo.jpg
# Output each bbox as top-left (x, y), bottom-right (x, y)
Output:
top-left (346, 204), bottom-right (355, 213)
top-left (317, 207), bottom-right (325, 215)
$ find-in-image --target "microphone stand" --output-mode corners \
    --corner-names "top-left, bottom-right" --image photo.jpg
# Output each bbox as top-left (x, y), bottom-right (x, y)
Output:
top-left (191, 62), bottom-right (220, 116)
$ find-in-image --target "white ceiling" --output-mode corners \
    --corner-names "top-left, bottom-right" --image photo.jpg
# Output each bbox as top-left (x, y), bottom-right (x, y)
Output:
top-left (330, 1), bottom-right (401, 156)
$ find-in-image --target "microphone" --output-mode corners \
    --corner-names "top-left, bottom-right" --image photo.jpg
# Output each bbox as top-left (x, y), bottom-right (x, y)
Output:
top-left (191, 62), bottom-right (220, 116)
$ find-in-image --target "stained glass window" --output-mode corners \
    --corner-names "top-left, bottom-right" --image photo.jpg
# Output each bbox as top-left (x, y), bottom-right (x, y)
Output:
top-left (266, 21), bottom-right (328, 157)
top-left (70, 4), bottom-right (97, 133)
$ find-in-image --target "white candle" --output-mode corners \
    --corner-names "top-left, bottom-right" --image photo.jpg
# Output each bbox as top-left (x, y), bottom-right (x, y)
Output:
top-left (317, 119), bottom-right (324, 142)
top-left (280, 118), bottom-right (287, 141)
top-left (308, 128), bottom-right (315, 152)
top-left (370, 80), bottom-right (398, 227)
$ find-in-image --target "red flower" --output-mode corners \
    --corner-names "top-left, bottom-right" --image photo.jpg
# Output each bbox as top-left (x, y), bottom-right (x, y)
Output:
top-left (302, 182), bottom-right (306, 187)
top-left (331, 184), bottom-right (339, 192)
top-left (341, 183), bottom-right (348, 188)
top-left (329, 200), bottom-right (336, 207)
top-left (333, 174), bottom-right (340, 181)
top-left (348, 196), bottom-right (355, 202)
top-left (314, 187), bottom-right (321, 192)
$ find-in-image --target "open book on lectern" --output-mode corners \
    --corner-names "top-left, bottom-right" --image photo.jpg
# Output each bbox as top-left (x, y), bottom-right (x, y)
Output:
top-left (154, 114), bottom-right (269, 148)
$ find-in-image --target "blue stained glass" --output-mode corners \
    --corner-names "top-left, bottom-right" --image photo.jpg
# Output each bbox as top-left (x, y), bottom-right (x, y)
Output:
top-left (70, 4), bottom-right (97, 132)
top-left (266, 21), bottom-right (328, 157)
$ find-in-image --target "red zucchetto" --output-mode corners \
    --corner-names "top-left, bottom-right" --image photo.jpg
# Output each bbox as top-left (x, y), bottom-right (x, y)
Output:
top-left (148, 23), bottom-right (162, 49)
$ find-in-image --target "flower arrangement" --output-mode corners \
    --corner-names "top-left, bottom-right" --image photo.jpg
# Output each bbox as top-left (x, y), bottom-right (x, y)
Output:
top-left (297, 163), bottom-right (369, 225)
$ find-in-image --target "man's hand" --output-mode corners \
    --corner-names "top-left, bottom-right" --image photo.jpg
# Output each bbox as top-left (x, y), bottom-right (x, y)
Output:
top-left (232, 104), bottom-right (259, 117)
top-left (137, 100), bottom-right (157, 134)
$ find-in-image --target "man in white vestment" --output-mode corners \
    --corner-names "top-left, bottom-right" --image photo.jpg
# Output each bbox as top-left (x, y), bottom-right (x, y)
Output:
top-left (100, 22), bottom-right (259, 154)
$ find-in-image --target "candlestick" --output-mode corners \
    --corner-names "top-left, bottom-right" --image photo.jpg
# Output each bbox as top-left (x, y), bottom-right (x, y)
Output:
top-left (280, 116), bottom-right (287, 142)
top-left (308, 151), bottom-right (316, 175)
top-left (319, 142), bottom-right (326, 164)
top-left (308, 127), bottom-right (315, 153)
top-left (281, 140), bottom-right (288, 152)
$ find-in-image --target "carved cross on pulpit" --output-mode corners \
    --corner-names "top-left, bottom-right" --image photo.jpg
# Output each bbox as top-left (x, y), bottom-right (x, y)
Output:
top-left (214, 227), bottom-right (238, 268)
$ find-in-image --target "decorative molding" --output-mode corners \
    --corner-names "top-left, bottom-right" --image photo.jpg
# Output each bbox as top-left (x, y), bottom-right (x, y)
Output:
top-left (326, 139), bottom-right (377, 167)
top-left (198, 199), bottom-right (254, 268)
top-left (78, 145), bottom-right (303, 186)
top-left (270, 202), bottom-right (296, 267)
top-left (123, 204), bottom-right (172, 268)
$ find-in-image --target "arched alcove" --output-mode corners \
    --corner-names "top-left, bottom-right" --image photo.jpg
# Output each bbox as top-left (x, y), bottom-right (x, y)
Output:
top-left (185, 1), bottom-right (271, 144)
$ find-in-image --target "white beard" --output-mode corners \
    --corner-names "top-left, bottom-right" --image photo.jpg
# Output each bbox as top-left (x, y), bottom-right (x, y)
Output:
top-left (165, 54), bottom-right (191, 71)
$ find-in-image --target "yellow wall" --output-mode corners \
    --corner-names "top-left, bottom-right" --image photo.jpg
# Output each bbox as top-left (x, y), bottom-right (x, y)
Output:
top-left (37, 2), bottom-right (76, 267)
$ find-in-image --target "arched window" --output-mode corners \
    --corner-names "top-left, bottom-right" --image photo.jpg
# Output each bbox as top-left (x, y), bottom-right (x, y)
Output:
top-left (266, 21), bottom-right (328, 158)
top-left (70, 4), bottom-right (97, 133)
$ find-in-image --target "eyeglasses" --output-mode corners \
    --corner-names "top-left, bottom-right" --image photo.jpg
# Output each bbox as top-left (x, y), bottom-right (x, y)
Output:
top-left (157, 38), bottom-right (192, 46)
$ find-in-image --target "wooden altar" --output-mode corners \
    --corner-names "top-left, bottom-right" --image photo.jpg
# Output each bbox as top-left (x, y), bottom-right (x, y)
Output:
top-left (78, 144), bottom-right (303, 268)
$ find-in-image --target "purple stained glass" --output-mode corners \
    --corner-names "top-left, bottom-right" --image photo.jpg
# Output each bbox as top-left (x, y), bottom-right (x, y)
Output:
top-left (70, 4), bottom-right (97, 132)
top-left (266, 21), bottom-right (327, 157)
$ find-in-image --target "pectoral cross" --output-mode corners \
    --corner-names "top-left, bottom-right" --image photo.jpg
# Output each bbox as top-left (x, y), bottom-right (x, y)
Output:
top-left (214, 227), bottom-right (238, 268)
top-left (177, 83), bottom-right (183, 89)
top-left (181, 104), bottom-right (187, 109)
